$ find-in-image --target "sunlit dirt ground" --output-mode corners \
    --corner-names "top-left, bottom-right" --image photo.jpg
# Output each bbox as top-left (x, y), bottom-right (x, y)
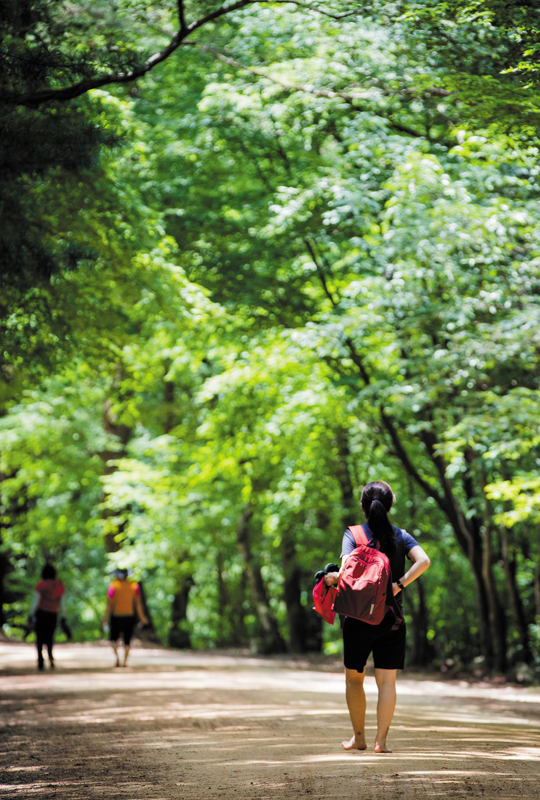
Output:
top-left (1, 641), bottom-right (540, 799)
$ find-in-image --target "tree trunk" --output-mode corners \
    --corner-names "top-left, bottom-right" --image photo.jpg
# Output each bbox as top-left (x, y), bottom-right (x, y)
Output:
top-left (535, 527), bottom-right (540, 621)
top-left (304, 605), bottom-right (323, 653)
top-left (280, 528), bottom-right (313, 653)
top-left (500, 527), bottom-right (532, 663)
top-left (137, 580), bottom-right (159, 643)
top-left (0, 539), bottom-right (9, 627)
top-left (214, 551), bottom-right (248, 647)
top-left (101, 377), bottom-right (133, 553)
top-left (235, 503), bottom-right (287, 654)
top-left (168, 574), bottom-right (194, 649)
top-left (409, 443), bottom-right (498, 671)
top-left (468, 552), bottom-right (494, 669)
top-left (162, 368), bottom-right (195, 648)
top-left (408, 578), bottom-right (432, 667)
top-left (0, 485), bottom-right (31, 628)
top-left (215, 550), bottom-right (229, 645)
top-left (481, 525), bottom-right (507, 673)
top-left (419, 429), bottom-right (505, 671)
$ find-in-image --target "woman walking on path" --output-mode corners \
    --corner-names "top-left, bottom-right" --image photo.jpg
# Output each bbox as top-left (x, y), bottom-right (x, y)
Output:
top-left (103, 569), bottom-right (148, 668)
top-left (325, 481), bottom-right (430, 754)
top-left (28, 563), bottom-right (66, 671)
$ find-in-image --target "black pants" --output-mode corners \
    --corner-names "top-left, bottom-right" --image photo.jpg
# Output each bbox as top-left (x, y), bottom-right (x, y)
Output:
top-left (109, 615), bottom-right (136, 645)
top-left (35, 610), bottom-right (57, 663)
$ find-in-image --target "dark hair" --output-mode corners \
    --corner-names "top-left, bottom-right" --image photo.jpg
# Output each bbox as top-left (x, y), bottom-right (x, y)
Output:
top-left (115, 568), bottom-right (128, 579)
top-left (360, 481), bottom-right (396, 556)
top-left (41, 563), bottom-right (57, 580)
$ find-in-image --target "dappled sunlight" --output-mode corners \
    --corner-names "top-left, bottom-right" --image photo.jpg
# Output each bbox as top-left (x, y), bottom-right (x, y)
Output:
top-left (2, 644), bottom-right (540, 799)
top-left (484, 747), bottom-right (540, 761)
top-left (44, 697), bottom-right (540, 732)
top-left (4, 765), bottom-right (49, 772)
top-left (394, 770), bottom-right (515, 776)
top-left (207, 740), bottom-right (540, 768)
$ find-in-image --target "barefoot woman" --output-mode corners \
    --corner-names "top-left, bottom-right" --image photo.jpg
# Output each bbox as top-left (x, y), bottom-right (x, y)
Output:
top-left (325, 481), bottom-right (430, 754)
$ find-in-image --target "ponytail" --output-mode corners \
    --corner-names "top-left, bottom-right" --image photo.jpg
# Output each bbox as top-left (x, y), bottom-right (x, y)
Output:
top-left (361, 481), bottom-right (396, 557)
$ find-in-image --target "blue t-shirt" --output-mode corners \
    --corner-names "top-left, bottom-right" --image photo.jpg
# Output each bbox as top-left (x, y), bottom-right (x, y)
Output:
top-left (340, 523), bottom-right (419, 607)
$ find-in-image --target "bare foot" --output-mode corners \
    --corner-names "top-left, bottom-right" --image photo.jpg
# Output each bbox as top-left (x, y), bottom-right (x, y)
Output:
top-left (114, 657), bottom-right (120, 668)
top-left (374, 741), bottom-right (392, 753)
top-left (341, 735), bottom-right (367, 751)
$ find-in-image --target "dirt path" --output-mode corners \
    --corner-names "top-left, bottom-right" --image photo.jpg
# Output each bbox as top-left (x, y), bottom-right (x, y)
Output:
top-left (1, 642), bottom-right (540, 799)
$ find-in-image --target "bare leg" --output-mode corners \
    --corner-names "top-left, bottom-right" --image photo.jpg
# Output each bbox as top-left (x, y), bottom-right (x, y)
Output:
top-left (123, 645), bottom-right (130, 667)
top-left (342, 667), bottom-right (367, 750)
top-left (36, 626), bottom-right (45, 671)
top-left (374, 668), bottom-right (397, 753)
top-left (46, 631), bottom-right (54, 668)
top-left (111, 642), bottom-right (120, 667)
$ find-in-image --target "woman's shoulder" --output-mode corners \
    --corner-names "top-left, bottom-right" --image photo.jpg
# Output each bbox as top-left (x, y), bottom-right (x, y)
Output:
top-left (393, 526), bottom-right (419, 549)
top-left (392, 524), bottom-right (412, 535)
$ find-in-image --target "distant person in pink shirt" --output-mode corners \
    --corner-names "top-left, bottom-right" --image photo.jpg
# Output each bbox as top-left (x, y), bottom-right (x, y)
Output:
top-left (28, 563), bottom-right (66, 671)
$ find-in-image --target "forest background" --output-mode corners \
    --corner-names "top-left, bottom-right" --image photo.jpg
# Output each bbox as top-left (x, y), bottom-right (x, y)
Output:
top-left (1, 0), bottom-right (540, 679)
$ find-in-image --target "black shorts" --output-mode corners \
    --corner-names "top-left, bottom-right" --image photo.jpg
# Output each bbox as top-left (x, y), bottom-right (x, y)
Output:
top-left (109, 615), bottom-right (136, 645)
top-left (343, 611), bottom-right (406, 672)
top-left (35, 610), bottom-right (58, 644)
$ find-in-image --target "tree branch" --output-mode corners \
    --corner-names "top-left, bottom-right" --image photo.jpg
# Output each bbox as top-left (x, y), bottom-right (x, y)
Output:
top-left (183, 41), bottom-right (370, 102)
top-left (1, 0), bottom-right (260, 106)
top-left (177, 0), bottom-right (187, 32)
top-left (304, 238), bottom-right (339, 306)
top-left (419, 429), bottom-right (475, 554)
top-left (379, 410), bottom-right (448, 514)
top-left (184, 42), bottom-right (433, 140)
top-left (343, 337), bottom-right (448, 510)
top-left (258, 0), bottom-right (360, 20)
top-left (3, 0), bottom-right (357, 107)
top-left (343, 338), bottom-right (371, 386)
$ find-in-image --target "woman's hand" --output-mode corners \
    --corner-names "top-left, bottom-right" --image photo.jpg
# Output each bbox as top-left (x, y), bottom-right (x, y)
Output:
top-left (324, 571), bottom-right (340, 587)
top-left (391, 582), bottom-right (402, 596)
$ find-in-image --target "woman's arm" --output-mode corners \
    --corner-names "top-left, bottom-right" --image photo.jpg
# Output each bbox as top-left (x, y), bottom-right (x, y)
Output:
top-left (392, 545), bottom-right (430, 596)
top-left (324, 555), bottom-right (348, 586)
top-left (135, 593), bottom-right (149, 626)
top-left (58, 593), bottom-right (66, 618)
top-left (103, 594), bottom-right (113, 626)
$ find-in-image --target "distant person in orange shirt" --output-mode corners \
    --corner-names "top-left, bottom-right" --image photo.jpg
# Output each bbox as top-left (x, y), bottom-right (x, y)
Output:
top-left (28, 563), bottom-right (66, 671)
top-left (103, 569), bottom-right (148, 668)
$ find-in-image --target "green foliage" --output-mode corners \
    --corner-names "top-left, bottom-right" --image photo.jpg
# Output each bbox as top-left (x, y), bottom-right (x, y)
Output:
top-left (1, 0), bottom-right (539, 676)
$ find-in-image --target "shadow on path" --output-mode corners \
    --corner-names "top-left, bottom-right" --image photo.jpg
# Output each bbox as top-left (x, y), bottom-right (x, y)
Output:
top-left (1, 642), bottom-right (539, 799)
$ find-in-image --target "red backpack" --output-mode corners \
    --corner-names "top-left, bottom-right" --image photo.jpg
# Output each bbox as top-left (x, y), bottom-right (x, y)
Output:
top-left (333, 524), bottom-right (402, 628)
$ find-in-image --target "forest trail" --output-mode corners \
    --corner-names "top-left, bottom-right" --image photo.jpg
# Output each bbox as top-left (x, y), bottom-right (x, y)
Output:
top-left (1, 642), bottom-right (540, 800)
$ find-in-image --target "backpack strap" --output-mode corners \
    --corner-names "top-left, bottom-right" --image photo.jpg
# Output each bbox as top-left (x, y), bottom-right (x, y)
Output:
top-left (348, 524), bottom-right (369, 548)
